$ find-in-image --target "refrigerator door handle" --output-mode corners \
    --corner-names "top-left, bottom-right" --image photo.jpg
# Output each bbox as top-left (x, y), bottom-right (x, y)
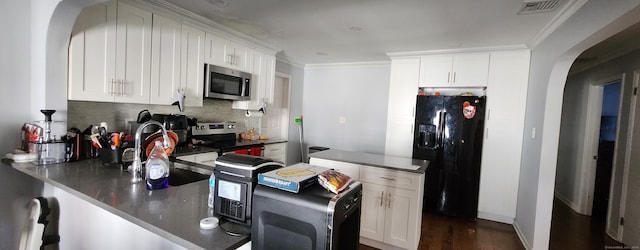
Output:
top-left (438, 111), bottom-right (447, 148)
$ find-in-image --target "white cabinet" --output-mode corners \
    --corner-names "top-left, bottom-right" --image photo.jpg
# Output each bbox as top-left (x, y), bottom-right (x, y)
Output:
top-left (477, 50), bottom-right (530, 223)
top-left (69, 1), bottom-right (152, 104)
top-left (263, 142), bottom-right (287, 164)
top-left (176, 152), bottom-right (218, 167)
top-left (419, 53), bottom-right (490, 87)
top-left (385, 58), bottom-right (420, 158)
top-left (204, 33), bottom-right (253, 73)
top-left (149, 14), bottom-right (181, 106)
top-left (68, 1), bottom-right (117, 102)
top-left (359, 167), bottom-right (423, 250)
top-left (308, 157), bottom-right (424, 250)
top-left (179, 24), bottom-right (205, 107)
top-left (232, 51), bottom-right (276, 110)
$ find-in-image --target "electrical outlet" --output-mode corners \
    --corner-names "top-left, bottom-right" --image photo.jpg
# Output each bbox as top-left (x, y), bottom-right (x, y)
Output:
top-left (339, 116), bottom-right (347, 124)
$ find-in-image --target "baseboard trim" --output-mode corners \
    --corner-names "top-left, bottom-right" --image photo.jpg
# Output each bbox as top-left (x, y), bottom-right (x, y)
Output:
top-left (477, 211), bottom-right (514, 224)
top-left (513, 221), bottom-right (533, 250)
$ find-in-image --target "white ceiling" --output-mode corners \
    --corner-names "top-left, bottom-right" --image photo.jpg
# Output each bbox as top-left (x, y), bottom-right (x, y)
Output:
top-left (162, 0), bottom-right (573, 64)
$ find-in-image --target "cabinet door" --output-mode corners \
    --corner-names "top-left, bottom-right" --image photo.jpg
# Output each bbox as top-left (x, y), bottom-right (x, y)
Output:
top-left (384, 187), bottom-right (419, 249)
top-left (360, 183), bottom-right (386, 242)
top-left (114, 2), bottom-right (152, 104)
top-left (419, 55), bottom-right (452, 87)
top-left (387, 58), bottom-right (420, 119)
top-left (204, 33), bottom-right (226, 65)
top-left (228, 41), bottom-right (253, 73)
top-left (451, 53), bottom-right (490, 87)
top-left (180, 24), bottom-right (205, 107)
top-left (68, 1), bottom-right (116, 102)
top-left (384, 118), bottom-right (414, 158)
top-left (478, 50), bottom-right (529, 221)
top-left (149, 14), bottom-right (181, 105)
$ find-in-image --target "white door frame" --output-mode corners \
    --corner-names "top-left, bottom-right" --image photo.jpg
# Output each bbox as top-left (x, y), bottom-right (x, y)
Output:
top-left (580, 74), bottom-right (623, 216)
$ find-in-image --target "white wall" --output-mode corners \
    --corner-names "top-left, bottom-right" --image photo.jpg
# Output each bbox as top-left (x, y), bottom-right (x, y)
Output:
top-left (302, 62), bottom-right (391, 155)
top-left (276, 58), bottom-right (306, 163)
top-left (516, 1), bottom-right (640, 249)
top-left (1, 0), bottom-right (32, 156)
top-left (556, 49), bottom-right (640, 239)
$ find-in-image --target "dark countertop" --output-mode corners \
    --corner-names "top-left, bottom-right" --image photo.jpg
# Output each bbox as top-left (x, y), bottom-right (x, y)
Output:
top-left (308, 149), bottom-right (428, 174)
top-left (4, 158), bottom-right (248, 250)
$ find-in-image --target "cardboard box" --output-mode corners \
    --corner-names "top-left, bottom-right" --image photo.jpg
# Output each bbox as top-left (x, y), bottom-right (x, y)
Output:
top-left (257, 163), bottom-right (330, 193)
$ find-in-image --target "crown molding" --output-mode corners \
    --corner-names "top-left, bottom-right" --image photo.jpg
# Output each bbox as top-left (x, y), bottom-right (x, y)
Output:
top-left (304, 61), bottom-right (391, 70)
top-left (130, 0), bottom-right (281, 54)
top-left (527, 0), bottom-right (588, 49)
top-left (386, 44), bottom-right (529, 58)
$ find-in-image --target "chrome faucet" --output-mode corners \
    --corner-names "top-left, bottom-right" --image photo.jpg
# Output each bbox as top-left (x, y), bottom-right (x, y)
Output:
top-left (130, 120), bottom-right (172, 183)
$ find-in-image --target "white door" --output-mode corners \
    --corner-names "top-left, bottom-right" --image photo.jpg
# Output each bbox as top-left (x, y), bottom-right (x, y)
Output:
top-left (149, 14), bottom-right (181, 105)
top-left (114, 2), bottom-right (151, 104)
top-left (68, 1), bottom-right (116, 102)
top-left (622, 71), bottom-right (640, 246)
top-left (180, 24), bottom-right (205, 107)
top-left (359, 183), bottom-right (386, 241)
top-left (384, 118), bottom-right (414, 158)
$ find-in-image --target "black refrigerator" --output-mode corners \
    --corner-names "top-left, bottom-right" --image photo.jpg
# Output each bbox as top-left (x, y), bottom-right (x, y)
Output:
top-left (412, 95), bottom-right (486, 219)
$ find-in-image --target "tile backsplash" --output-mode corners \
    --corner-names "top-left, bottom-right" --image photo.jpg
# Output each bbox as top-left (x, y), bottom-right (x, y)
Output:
top-left (67, 99), bottom-right (261, 133)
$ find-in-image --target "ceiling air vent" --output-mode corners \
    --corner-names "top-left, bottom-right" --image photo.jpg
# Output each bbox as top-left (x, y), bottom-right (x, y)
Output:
top-left (518, 0), bottom-right (561, 14)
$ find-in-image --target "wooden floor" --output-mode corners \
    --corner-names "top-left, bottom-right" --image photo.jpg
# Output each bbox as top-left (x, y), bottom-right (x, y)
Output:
top-left (549, 198), bottom-right (624, 250)
top-left (360, 211), bottom-right (524, 250)
top-left (359, 198), bottom-right (625, 250)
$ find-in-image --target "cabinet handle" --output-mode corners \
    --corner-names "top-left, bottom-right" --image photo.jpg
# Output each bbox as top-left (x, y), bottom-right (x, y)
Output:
top-left (109, 79), bottom-right (115, 96)
top-left (380, 176), bottom-right (396, 182)
top-left (380, 191), bottom-right (384, 207)
top-left (120, 79), bottom-right (125, 96)
top-left (387, 192), bottom-right (393, 208)
top-left (447, 72), bottom-right (451, 83)
top-left (453, 72), bottom-right (457, 83)
top-left (410, 123), bottom-right (414, 135)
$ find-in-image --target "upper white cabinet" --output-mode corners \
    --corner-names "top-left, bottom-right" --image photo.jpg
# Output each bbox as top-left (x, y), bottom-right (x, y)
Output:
top-left (179, 24), bottom-right (205, 107)
top-left (385, 58), bottom-right (420, 158)
top-left (231, 51), bottom-right (275, 110)
top-left (69, 1), bottom-right (152, 104)
top-left (149, 14), bottom-right (181, 106)
top-left (71, 1), bottom-right (205, 107)
top-left (204, 33), bottom-right (253, 73)
top-left (419, 53), bottom-right (490, 87)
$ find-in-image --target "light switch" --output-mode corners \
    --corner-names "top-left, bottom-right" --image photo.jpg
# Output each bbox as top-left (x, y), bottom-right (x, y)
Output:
top-left (339, 116), bottom-right (347, 124)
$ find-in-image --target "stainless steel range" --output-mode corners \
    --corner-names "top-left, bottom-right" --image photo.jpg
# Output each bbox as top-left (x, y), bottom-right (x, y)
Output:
top-left (192, 122), bottom-right (264, 155)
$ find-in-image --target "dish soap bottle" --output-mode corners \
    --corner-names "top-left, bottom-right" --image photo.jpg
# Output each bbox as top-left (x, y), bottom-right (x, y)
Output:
top-left (146, 141), bottom-right (169, 190)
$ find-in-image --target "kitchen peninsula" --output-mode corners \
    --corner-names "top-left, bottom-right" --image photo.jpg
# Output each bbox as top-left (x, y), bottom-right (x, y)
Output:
top-left (308, 149), bottom-right (427, 250)
top-left (3, 158), bottom-right (246, 250)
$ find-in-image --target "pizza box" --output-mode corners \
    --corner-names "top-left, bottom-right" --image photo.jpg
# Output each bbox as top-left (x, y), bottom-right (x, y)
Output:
top-left (257, 163), bottom-right (330, 193)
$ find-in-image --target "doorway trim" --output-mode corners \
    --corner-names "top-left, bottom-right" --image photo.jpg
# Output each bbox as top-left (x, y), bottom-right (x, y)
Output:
top-left (580, 75), bottom-right (623, 216)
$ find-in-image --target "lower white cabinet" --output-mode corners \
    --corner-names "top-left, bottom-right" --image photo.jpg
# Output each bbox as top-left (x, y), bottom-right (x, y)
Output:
top-left (176, 152), bottom-right (218, 167)
top-left (308, 158), bottom-right (424, 250)
top-left (263, 142), bottom-right (286, 164)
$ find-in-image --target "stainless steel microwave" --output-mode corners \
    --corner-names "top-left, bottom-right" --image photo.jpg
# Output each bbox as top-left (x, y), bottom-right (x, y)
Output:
top-left (204, 64), bottom-right (252, 101)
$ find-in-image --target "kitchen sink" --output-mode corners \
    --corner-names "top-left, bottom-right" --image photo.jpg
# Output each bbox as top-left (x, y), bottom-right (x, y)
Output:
top-left (168, 162), bottom-right (212, 187)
